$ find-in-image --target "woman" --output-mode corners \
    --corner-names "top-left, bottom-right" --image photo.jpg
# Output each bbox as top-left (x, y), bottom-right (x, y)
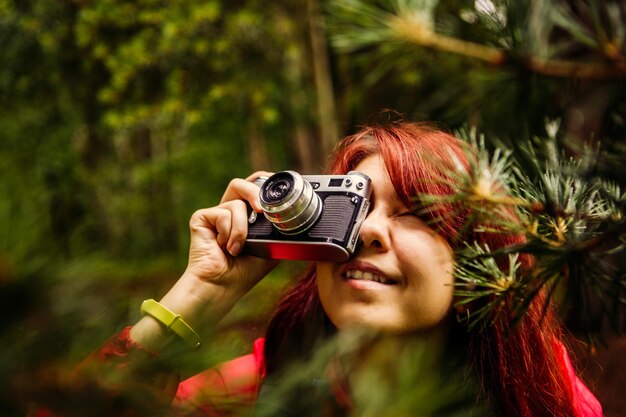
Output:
top-left (43, 123), bottom-right (602, 416)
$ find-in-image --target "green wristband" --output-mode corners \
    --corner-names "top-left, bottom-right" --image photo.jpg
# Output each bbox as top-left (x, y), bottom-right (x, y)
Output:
top-left (140, 299), bottom-right (201, 350)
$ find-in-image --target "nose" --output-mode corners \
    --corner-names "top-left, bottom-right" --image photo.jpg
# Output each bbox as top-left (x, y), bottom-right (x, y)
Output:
top-left (358, 207), bottom-right (389, 251)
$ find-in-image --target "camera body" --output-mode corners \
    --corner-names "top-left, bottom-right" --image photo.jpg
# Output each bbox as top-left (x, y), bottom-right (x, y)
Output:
top-left (243, 170), bottom-right (372, 262)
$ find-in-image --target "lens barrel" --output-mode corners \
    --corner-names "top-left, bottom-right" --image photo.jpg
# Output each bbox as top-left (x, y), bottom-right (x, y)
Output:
top-left (259, 171), bottom-right (322, 234)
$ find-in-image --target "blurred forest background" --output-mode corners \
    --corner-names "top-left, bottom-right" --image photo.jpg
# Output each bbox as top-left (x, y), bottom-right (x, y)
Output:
top-left (1, 0), bottom-right (625, 415)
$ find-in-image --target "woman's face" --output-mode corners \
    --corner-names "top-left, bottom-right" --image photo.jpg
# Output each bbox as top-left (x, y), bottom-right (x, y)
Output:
top-left (317, 154), bottom-right (455, 333)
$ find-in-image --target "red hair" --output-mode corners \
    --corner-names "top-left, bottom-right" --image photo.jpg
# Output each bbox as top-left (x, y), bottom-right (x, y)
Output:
top-left (264, 123), bottom-right (579, 417)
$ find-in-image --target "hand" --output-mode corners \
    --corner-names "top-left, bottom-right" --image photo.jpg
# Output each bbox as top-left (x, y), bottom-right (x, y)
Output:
top-left (135, 172), bottom-right (278, 345)
top-left (184, 171), bottom-right (278, 295)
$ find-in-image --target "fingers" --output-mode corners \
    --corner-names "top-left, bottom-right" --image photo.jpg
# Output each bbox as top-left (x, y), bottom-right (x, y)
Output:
top-left (244, 170), bottom-right (274, 182)
top-left (191, 171), bottom-right (274, 257)
top-left (190, 200), bottom-right (249, 256)
top-left (220, 171), bottom-right (274, 212)
top-left (225, 200), bottom-right (249, 256)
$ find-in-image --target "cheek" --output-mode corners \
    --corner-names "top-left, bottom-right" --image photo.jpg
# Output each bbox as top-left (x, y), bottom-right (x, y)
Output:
top-left (398, 236), bottom-right (456, 318)
top-left (315, 262), bottom-right (334, 306)
top-left (316, 262), bottom-right (351, 330)
top-left (397, 231), bottom-right (454, 278)
top-left (429, 264), bottom-right (455, 311)
top-left (402, 267), bottom-right (455, 330)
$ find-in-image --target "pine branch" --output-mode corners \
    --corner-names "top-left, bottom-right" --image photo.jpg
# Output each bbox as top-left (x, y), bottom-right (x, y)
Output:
top-left (328, 0), bottom-right (626, 80)
top-left (389, 15), bottom-right (505, 64)
top-left (417, 125), bottom-right (626, 337)
top-left (391, 14), bottom-right (626, 79)
top-left (523, 56), bottom-right (626, 80)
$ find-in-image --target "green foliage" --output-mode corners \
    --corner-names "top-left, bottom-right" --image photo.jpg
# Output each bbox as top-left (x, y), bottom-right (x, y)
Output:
top-left (417, 124), bottom-right (626, 340)
top-left (0, 0), bottom-right (325, 263)
top-left (1, 1), bottom-right (323, 414)
top-left (255, 330), bottom-right (487, 417)
top-left (328, 0), bottom-right (626, 141)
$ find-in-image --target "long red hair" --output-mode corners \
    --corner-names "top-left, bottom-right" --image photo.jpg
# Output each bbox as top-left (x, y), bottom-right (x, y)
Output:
top-left (264, 122), bottom-right (578, 417)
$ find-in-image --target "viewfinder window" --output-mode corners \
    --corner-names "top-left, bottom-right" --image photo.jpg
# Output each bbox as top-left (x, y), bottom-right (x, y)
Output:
top-left (328, 178), bottom-right (343, 187)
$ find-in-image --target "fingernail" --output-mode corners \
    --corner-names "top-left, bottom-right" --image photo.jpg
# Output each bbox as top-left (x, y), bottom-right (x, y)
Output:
top-left (229, 242), bottom-right (241, 256)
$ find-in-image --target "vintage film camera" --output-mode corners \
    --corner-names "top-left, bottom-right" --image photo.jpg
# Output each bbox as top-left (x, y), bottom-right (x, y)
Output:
top-left (243, 170), bottom-right (372, 262)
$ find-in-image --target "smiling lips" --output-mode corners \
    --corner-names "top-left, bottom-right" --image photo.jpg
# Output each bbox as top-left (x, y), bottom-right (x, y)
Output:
top-left (344, 269), bottom-right (397, 285)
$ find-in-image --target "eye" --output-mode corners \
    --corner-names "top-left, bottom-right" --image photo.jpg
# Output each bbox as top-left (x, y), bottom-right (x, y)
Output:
top-left (393, 209), bottom-right (429, 224)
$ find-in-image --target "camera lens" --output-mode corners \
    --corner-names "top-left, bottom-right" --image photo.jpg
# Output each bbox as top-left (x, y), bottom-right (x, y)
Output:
top-left (259, 171), bottom-right (322, 234)
top-left (266, 178), bottom-right (292, 202)
top-left (260, 172), bottom-right (294, 205)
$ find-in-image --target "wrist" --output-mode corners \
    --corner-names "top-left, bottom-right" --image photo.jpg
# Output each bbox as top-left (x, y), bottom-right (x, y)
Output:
top-left (130, 271), bottom-right (246, 351)
top-left (130, 314), bottom-right (173, 351)
top-left (139, 299), bottom-right (201, 350)
top-left (157, 271), bottom-right (244, 333)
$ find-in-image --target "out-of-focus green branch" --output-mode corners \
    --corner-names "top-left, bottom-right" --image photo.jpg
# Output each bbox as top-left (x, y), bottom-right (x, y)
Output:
top-left (391, 15), bottom-right (626, 80)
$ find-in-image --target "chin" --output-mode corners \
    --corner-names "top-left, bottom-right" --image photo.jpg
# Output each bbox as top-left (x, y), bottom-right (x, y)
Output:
top-left (331, 315), bottom-right (405, 334)
top-left (331, 312), bottom-right (452, 335)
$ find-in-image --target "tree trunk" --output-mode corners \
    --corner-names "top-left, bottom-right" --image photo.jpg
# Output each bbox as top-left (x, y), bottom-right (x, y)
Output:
top-left (283, 21), bottom-right (321, 172)
top-left (246, 117), bottom-right (271, 171)
top-left (307, 0), bottom-right (339, 158)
